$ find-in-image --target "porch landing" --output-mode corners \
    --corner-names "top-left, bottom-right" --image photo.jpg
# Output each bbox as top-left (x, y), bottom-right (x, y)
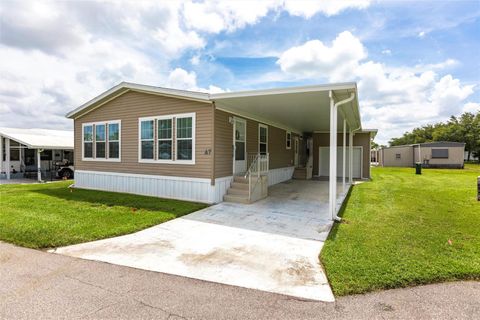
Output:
top-left (53, 180), bottom-right (350, 302)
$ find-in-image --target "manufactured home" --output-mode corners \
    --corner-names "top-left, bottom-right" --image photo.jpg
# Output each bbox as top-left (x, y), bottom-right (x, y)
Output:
top-left (0, 127), bottom-right (74, 182)
top-left (66, 82), bottom-right (376, 220)
top-left (379, 142), bottom-right (465, 168)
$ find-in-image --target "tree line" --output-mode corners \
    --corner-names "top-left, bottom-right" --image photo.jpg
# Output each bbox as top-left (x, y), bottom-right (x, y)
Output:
top-left (387, 111), bottom-right (480, 161)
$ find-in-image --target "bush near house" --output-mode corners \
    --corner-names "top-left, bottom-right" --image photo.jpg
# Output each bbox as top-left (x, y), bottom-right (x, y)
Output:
top-left (0, 181), bottom-right (206, 249)
top-left (321, 164), bottom-right (480, 296)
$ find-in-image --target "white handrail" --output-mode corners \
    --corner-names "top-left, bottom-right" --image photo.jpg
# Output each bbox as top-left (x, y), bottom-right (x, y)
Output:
top-left (244, 153), bottom-right (269, 201)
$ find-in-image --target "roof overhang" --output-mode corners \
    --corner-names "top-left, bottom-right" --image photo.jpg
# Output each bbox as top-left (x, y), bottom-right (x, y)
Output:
top-left (0, 128), bottom-right (74, 149)
top-left (211, 82), bottom-right (361, 134)
top-left (66, 81), bottom-right (365, 135)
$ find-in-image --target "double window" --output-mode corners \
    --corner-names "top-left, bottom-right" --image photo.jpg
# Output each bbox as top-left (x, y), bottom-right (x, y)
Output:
top-left (139, 113), bottom-right (195, 164)
top-left (82, 120), bottom-right (121, 161)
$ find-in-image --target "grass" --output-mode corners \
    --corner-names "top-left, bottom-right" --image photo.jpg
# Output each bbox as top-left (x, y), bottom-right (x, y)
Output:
top-left (320, 164), bottom-right (480, 296)
top-left (0, 181), bottom-right (207, 249)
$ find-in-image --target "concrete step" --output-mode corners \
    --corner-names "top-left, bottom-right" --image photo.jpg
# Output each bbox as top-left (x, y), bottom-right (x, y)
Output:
top-left (227, 187), bottom-right (249, 196)
top-left (223, 194), bottom-right (250, 204)
top-left (231, 182), bottom-right (249, 190)
top-left (233, 176), bottom-right (248, 183)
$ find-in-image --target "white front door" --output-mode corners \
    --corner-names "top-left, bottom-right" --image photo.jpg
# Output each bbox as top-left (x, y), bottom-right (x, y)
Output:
top-left (233, 118), bottom-right (246, 174)
top-left (294, 137), bottom-right (299, 167)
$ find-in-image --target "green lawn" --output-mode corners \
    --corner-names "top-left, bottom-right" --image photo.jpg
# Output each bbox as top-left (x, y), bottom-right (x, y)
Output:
top-left (321, 164), bottom-right (480, 296)
top-left (0, 181), bottom-right (206, 249)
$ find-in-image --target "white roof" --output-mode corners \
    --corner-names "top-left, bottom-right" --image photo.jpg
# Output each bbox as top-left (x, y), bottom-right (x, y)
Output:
top-left (66, 81), bottom-right (364, 133)
top-left (0, 127), bottom-right (74, 150)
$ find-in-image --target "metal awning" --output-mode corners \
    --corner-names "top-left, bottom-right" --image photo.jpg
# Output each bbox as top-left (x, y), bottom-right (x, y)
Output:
top-left (0, 127), bottom-right (74, 150)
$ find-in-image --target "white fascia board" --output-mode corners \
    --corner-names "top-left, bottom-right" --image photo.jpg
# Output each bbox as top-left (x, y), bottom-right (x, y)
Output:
top-left (0, 132), bottom-right (73, 150)
top-left (211, 82), bottom-right (357, 99)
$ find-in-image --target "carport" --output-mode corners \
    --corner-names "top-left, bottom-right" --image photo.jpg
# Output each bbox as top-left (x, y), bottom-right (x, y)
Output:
top-left (0, 127), bottom-right (74, 182)
top-left (211, 82), bottom-right (362, 220)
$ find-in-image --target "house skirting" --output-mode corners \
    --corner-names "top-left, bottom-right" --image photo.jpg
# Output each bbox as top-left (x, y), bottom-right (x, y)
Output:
top-left (74, 167), bottom-right (295, 204)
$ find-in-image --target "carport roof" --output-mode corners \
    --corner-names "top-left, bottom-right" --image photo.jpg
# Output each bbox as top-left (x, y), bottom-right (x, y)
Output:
top-left (0, 127), bottom-right (74, 150)
top-left (66, 81), bottom-right (363, 134)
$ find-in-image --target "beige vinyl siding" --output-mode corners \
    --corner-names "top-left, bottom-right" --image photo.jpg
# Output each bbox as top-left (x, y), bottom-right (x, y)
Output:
top-left (313, 132), bottom-right (371, 178)
top-left (74, 91), bottom-right (214, 178)
top-left (214, 109), bottom-right (295, 178)
top-left (414, 146), bottom-right (465, 167)
top-left (381, 146), bottom-right (414, 167)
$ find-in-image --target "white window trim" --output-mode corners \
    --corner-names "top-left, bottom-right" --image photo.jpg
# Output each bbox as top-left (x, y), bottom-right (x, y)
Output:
top-left (94, 123), bottom-right (106, 159)
top-left (138, 112), bottom-right (195, 165)
top-left (286, 131), bottom-right (292, 149)
top-left (258, 123), bottom-right (268, 154)
top-left (82, 120), bottom-right (121, 162)
top-left (108, 121), bottom-right (122, 160)
top-left (157, 115), bottom-right (174, 162)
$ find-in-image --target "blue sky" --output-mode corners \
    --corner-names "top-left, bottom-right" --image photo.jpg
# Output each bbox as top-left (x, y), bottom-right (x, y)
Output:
top-left (0, 0), bottom-right (479, 144)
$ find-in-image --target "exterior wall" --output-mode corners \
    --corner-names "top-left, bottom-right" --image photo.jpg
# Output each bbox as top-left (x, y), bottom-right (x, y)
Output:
top-left (381, 146), bottom-right (414, 167)
top-left (214, 109), bottom-right (295, 178)
top-left (75, 170), bottom-right (232, 204)
top-left (414, 146), bottom-right (465, 168)
top-left (74, 91), bottom-right (214, 179)
top-left (312, 132), bottom-right (371, 178)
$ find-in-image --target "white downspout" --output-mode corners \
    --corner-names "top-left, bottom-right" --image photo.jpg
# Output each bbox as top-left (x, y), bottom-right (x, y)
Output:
top-left (0, 135), bottom-right (3, 176)
top-left (342, 119), bottom-right (346, 193)
top-left (329, 92), bottom-right (355, 221)
top-left (349, 130), bottom-right (353, 184)
top-left (37, 149), bottom-right (43, 182)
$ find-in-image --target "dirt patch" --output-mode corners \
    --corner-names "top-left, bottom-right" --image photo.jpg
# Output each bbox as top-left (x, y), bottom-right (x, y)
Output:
top-left (272, 258), bottom-right (318, 286)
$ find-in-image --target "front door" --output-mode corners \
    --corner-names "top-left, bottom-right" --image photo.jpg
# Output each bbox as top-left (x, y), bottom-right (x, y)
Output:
top-left (294, 137), bottom-right (299, 167)
top-left (233, 118), bottom-right (246, 174)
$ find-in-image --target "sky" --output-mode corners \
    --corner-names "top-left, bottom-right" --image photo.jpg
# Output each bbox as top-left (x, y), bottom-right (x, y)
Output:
top-left (0, 0), bottom-right (479, 144)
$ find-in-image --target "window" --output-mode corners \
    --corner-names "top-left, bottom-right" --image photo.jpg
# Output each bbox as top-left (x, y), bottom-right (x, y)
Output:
top-left (286, 131), bottom-right (292, 149)
top-left (138, 113), bottom-right (195, 164)
top-left (176, 116), bottom-right (193, 161)
top-left (259, 124), bottom-right (268, 155)
top-left (95, 124), bottom-right (106, 158)
top-left (432, 148), bottom-right (449, 159)
top-left (83, 124), bottom-right (93, 158)
top-left (395, 153), bottom-right (401, 159)
top-left (108, 123), bottom-right (120, 159)
top-left (158, 118), bottom-right (172, 160)
top-left (140, 120), bottom-right (154, 160)
top-left (82, 121), bottom-right (121, 161)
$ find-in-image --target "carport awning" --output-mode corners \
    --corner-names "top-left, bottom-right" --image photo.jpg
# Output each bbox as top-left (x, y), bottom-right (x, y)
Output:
top-left (0, 127), bottom-right (74, 149)
top-left (211, 82), bottom-right (361, 134)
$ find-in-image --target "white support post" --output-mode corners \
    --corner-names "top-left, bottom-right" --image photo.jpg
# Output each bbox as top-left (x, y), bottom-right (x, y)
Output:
top-left (5, 138), bottom-right (10, 180)
top-left (0, 135), bottom-right (3, 176)
top-left (37, 149), bottom-right (42, 182)
top-left (342, 119), bottom-right (346, 193)
top-left (349, 131), bottom-right (353, 184)
top-left (328, 91), bottom-right (337, 220)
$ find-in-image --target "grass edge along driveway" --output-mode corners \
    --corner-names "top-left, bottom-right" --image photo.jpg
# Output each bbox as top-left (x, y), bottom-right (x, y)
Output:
top-left (0, 181), bottom-right (207, 249)
top-left (321, 164), bottom-right (480, 296)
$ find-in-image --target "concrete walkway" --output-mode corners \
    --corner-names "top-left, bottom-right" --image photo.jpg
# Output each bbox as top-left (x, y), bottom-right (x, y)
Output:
top-left (53, 180), bottom-right (346, 302)
top-left (1, 242), bottom-right (479, 319)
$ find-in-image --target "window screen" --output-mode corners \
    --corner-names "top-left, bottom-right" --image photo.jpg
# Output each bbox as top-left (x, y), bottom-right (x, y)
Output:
top-left (432, 149), bottom-right (449, 158)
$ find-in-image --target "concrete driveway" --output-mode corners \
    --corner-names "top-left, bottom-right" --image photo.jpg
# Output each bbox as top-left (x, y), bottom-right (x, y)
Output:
top-left (54, 180), bottom-right (347, 302)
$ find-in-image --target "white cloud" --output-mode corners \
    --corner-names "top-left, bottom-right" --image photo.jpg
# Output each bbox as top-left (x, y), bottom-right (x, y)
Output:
top-left (463, 102), bottom-right (480, 113)
top-left (283, 0), bottom-right (371, 18)
top-left (418, 31), bottom-right (426, 38)
top-left (276, 31), bottom-right (367, 81)
top-left (276, 31), bottom-right (477, 144)
top-left (381, 49), bottom-right (391, 55)
top-left (167, 68), bottom-right (225, 93)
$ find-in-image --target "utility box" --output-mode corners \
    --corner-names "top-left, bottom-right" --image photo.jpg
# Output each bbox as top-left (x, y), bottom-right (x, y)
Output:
top-left (415, 162), bottom-right (422, 175)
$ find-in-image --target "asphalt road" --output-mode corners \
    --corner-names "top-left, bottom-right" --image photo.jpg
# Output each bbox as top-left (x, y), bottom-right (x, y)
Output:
top-left (1, 241), bottom-right (479, 319)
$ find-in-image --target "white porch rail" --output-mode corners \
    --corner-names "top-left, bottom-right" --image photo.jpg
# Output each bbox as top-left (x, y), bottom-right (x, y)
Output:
top-left (244, 153), bottom-right (269, 201)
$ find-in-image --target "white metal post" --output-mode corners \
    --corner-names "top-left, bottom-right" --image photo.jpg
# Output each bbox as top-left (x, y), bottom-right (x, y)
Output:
top-left (328, 91), bottom-right (337, 220)
top-left (37, 149), bottom-right (42, 182)
top-left (342, 119), bottom-right (346, 193)
top-left (349, 131), bottom-right (353, 184)
top-left (5, 138), bottom-right (10, 180)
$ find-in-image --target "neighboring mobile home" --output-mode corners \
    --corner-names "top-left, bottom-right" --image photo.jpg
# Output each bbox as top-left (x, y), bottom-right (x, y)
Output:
top-left (66, 82), bottom-right (375, 219)
top-left (0, 127), bottom-right (74, 182)
top-left (379, 142), bottom-right (465, 168)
